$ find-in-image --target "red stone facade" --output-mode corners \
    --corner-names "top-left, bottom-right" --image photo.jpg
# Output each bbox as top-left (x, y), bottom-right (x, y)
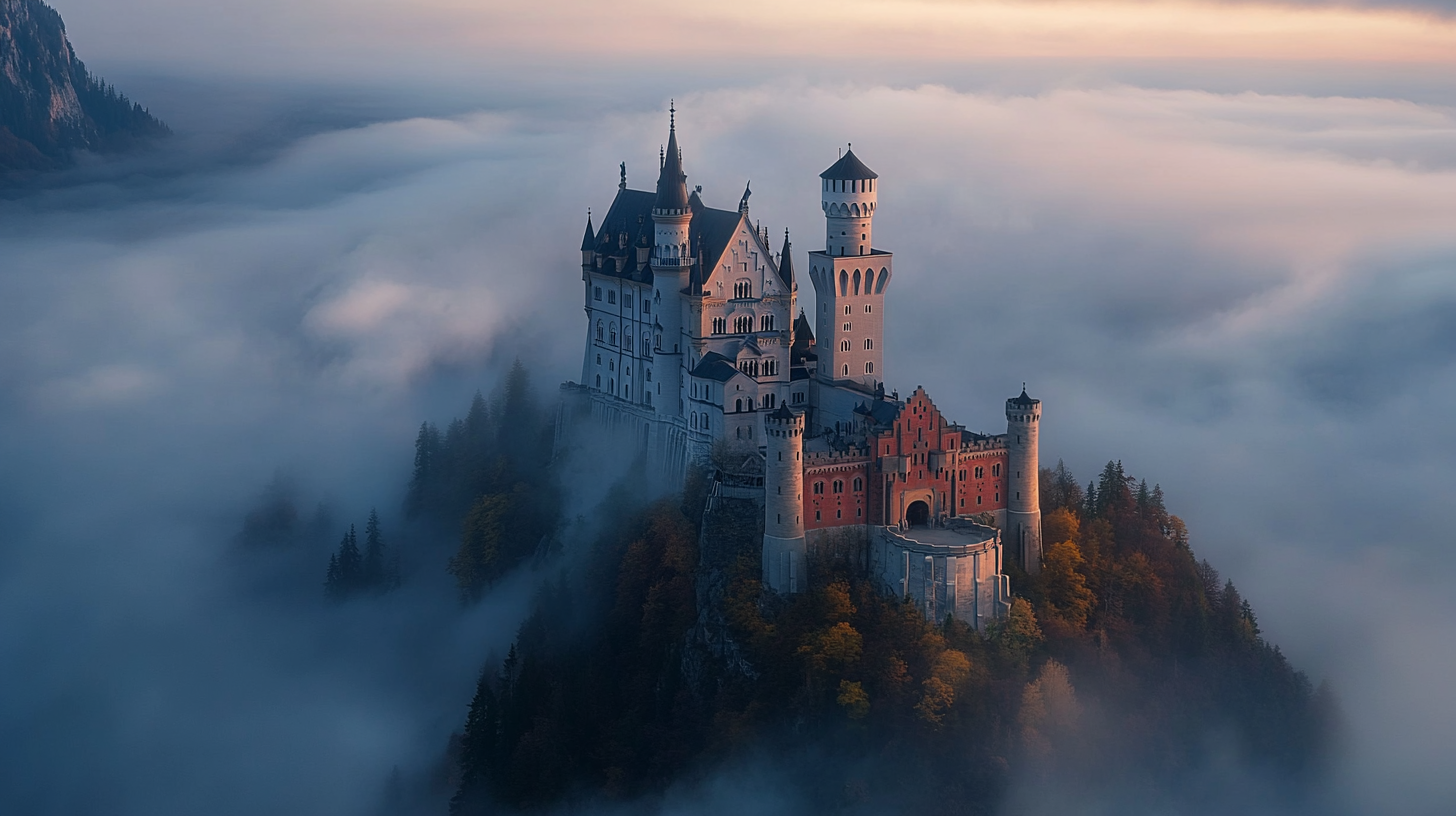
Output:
top-left (804, 386), bottom-right (1007, 532)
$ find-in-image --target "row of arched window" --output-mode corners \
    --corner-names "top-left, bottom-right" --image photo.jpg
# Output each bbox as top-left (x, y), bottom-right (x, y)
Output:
top-left (733, 280), bottom-right (752, 298)
top-left (839, 362), bottom-right (874, 376)
top-left (711, 314), bottom-right (776, 335)
top-left (838, 338), bottom-right (874, 352)
top-left (825, 178), bottom-right (874, 193)
top-left (811, 477), bottom-right (864, 495)
top-left (838, 268), bottom-right (889, 297)
top-left (738, 358), bottom-right (779, 378)
top-left (595, 321), bottom-right (655, 354)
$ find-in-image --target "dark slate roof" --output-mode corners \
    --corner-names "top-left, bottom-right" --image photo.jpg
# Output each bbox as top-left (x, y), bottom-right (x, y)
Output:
top-left (769, 404), bottom-right (798, 421)
top-left (654, 125), bottom-right (690, 213)
top-left (820, 148), bottom-right (878, 180)
top-left (588, 186), bottom-right (747, 288)
top-left (1009, 388), bottom-right (1040, 407)
top-left (854, 398), bottom-right (903, 427)
top-left (790, 367), bottom-right (809, 381)
top-left (690, 352), bottom-right (740, 383)
top-left (790, 310), bottom-right (815, 365)
top-left (689, 191), bottom-right (747, 285)
top-left (580, 214), bottom-right (595, 252)
top-left (589, 189), bottom-right (656, 284)
top-left (777, 230), bottom-right (794, 286)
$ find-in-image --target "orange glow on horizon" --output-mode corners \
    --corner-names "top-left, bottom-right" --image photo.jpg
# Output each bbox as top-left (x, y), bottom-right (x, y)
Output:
top-left (455, 0), bottom-right (1456, 65)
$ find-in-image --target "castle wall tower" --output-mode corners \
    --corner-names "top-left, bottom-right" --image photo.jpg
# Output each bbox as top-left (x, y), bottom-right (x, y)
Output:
top-left (1005, 388), bottom-right (1042, 575)
top-left (652, 108), bottom-right (693, 419)
top-left (763, 404), bottom-right (807, 593)
top-left (808, 148), bottom-right (892, 398)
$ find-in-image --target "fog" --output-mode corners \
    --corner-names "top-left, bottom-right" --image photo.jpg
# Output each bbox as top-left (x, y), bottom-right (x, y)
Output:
top-left (3, 0), bottom-right (1456, 811)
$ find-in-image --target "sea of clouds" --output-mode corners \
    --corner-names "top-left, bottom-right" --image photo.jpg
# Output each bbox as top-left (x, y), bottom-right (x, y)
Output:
top-left (2, 34), bottom-right (1455, 815)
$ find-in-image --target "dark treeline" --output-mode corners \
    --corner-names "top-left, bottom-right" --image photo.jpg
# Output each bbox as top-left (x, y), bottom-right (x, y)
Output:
top-left (448, 459), bottom-right (1334, 815)
top-left (324, 509), bottom-right (400, 601)
top-left (406, 361), bottom-right (561, 603)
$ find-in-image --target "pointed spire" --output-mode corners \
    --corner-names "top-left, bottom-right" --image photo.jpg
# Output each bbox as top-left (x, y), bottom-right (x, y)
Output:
top-left (619, 161), bottom-right (626, 190)
top-left (777, 227), bottom-right (794, 286)
top-left (739, 181), bottom-right (752, 215)
top-left (654, 106), bottom-right (689, 215)
top-left (580, 210), bottom-right (595, 252)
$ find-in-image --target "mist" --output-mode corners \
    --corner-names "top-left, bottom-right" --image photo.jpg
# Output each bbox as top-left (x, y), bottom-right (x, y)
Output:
top-left (3, 1), bottom-right (1456, 811)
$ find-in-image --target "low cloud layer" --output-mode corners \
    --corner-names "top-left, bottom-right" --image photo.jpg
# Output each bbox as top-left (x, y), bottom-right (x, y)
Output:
top-left (2, 74), bottom-right (1455, 814)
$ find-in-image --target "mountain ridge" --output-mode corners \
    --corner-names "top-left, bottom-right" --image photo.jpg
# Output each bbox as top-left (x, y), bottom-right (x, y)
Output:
top-left (0, 0), bottom-right (168, 173)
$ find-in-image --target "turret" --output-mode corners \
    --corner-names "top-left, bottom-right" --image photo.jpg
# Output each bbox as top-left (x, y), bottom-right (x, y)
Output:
top-left (763, 404), bottom-right (807, 593)
top-left (1005, 387), bottom-right (1042, 575)
top-left (580, 211), bottom-right (595, 269)
top-left (808, 147), bottom-right (891, 396)
top-left (820, 147), bottom-right (878, 257)
top-left (651, 103), bottom-right (694, 418)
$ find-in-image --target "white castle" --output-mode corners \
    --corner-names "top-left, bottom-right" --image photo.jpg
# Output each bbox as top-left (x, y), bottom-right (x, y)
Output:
top-left (569, 110), bottom-right (1040, 627)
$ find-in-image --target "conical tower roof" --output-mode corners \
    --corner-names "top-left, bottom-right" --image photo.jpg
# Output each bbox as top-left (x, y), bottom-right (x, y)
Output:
top-left (654, 107), bottom-right (690, 214)
top-left (820, 147), bottom-right (878, 180)
top-left (777, 228), bottom-right (794, 285)
top-left (580, 212), bottom-right (595, 251)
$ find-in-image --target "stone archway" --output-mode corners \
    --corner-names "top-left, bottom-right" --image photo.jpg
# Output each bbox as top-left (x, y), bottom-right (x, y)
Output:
top-left (906, 500), bottom-right (930, 527)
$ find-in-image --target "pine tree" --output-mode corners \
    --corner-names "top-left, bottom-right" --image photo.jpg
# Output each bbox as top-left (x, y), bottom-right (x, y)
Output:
top-left (362, 509), bottom-right (386, 592)
top-left (325, 525), bottom-right (362, 601)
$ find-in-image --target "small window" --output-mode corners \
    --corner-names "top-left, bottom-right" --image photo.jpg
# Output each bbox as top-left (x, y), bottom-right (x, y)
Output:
top-left (852, 477), bottom-right (862, 491)
top-left (842, 364), bottom-right (849, 376)
top-left (843, 304), bottom-right (851, 315)
top-left (625, 294), bottom-right (633, 310)
top-left (595, 375), bottom-right (601, 387)
top-left (864, 338), bottom-right (873, 350)
top-left (607, 291), bottom-right (617, 304)
top-left (865, 362), bottom-right (874, 374)
top-left (977, 495), bottom-right (982, 506)
top-left (833, 480), bottom-right (843, 493)
top-left (594, 287), bottom-right (602, 301)
top-left (864, 304), bottom-right (872, 313)
top-left (840, 340), bottom-right (850, 352)
top-left (842, 322), bottom-right (851, 332)
top-left (642, 300), bottom-right (650, 315)
top-left (813, 481), bottom-right (825, 495)
top-left (815, 510), bottom-right (821, 521)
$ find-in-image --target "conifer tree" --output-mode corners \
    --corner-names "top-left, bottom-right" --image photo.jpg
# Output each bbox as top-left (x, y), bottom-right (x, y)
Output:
top-left (325, 525), bottom-right (362, 601)
top-left (363, 509), bottom-right (386, 591)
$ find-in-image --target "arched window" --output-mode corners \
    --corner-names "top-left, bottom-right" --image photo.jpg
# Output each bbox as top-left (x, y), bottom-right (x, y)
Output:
top-left (864, 304), bottom-right (872, 313)
top-left (875, 268), bottom-right (889, 293)
top-left (609, 324), bottom-right (617, 345)
top-left (843, 304), bottom-right (851, 315)
top-left (596, 321), bottom-right (604, 340)
top-left (735, 398), bottom-right (743, 412)
top-left (842, 364), bottom-right (849, 376)
top-left (608, 378), bottom-right (614, 392)
top-left (643, 333), bottom-right (650, 353)
top-left (864, 338), bottom-right (873, 350)
top-left (813, 481), bottom-right (824, 495)
top-left (839, 270), bottom-right (848, 296)
top-left (760, 314), bottom-right (774, 332)
top-left (691, 412), bottom-right (697, 429)
top-left (853, 269), bottom-right (861, 295)
top-left (865, 362), bottom-right (874, 374)
top-left (832, 480), bottom-right (843, 493)
top-left (852, 477), bottom-right (862, 491)
top-left (595, 375), bottom-right (601, 388)
top-left (840, 340), bottom-right (850, 352)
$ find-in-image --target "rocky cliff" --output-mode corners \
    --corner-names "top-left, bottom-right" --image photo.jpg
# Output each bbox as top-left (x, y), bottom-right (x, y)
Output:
top-left (0, 0), bottom-right (167, 172)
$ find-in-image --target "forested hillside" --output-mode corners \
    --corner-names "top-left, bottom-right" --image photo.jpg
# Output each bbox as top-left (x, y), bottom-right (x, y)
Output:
top-left (445, 451), bottom-right (1335, 814)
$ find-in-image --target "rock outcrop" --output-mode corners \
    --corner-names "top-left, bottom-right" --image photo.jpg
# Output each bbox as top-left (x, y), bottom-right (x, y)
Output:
top-left (0, 0), bottom-right (167, 172)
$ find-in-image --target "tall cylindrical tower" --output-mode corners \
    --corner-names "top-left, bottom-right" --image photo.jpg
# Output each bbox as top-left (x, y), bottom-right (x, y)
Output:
top-left (808, 147), bottom-right (892, 398)
top-left (652, 107), bottom-right (693, 418)
top-left (763, 404), bottom-right (807, 593)
top-left (1005, 387), bottom-right (1042, 575)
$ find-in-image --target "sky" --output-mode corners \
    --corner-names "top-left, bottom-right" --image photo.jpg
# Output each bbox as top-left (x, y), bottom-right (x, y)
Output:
top-left (2, 0), bottom-right (1456, 814)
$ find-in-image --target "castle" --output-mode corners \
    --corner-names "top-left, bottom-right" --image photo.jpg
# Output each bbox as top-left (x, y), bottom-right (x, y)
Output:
top-left (569, 109), bottom-right (1041, 628)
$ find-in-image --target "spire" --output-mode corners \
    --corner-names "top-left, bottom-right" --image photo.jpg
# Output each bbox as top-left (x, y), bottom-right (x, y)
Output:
top-left (777, 228), bottom-right (794, 285)
top-left (739, 181), bottom-right (752, 215)
top-left (580, 210), bottom-right (595, 252)
top-left (654, 106), bottom-right (690, 214)
top-left (619, 162), bottom-right (626, 190)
